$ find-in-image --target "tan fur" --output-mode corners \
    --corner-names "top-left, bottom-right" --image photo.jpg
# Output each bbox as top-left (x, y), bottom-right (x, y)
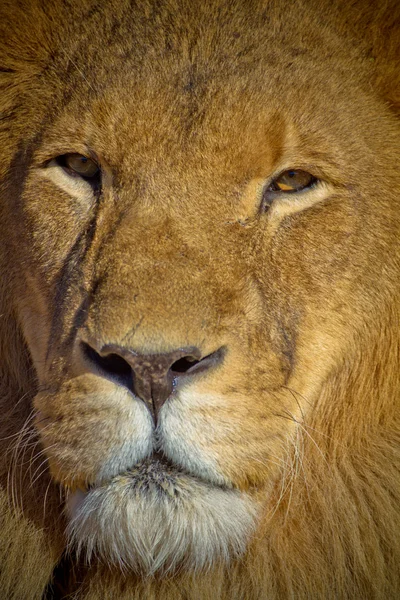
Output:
top-left (1, 0), bottom-right (400, 598)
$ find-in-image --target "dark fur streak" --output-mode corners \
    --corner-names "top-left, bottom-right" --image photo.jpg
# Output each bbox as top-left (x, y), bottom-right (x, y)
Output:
top-left (92, 206), bottom-right (127, 268)
top-left (62, 274), bottom-right (106, 353)
top-left (47, 200), bottom-right (102, 360)
top-left (56, 200), bottom-right (126, 356)
top-left (279, 323), bottom-right (296, 382)
top-left (2, 126), bottom-right (50, 220)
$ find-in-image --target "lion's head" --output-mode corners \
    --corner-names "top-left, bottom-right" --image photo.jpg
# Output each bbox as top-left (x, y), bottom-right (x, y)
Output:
top-left (1, 0), bottom-right (399, 598)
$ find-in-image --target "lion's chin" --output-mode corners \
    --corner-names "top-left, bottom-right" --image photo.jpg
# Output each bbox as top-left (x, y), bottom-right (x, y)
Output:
top-left (65, 457), bottom-right (258, 575)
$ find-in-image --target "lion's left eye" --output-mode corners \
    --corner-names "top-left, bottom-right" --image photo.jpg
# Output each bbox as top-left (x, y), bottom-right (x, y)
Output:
top-left (262, 169), bottom-right (317, 210)
top-left (269, 169), bottom-right (316, 193)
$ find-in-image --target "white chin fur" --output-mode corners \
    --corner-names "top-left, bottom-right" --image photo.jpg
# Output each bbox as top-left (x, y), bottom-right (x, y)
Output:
top-left (66, 460), bottom-right (258, 575)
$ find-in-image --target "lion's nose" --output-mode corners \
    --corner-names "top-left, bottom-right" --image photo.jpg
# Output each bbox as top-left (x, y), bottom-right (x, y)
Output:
top-left (81, 342), bottom-right (223, 422)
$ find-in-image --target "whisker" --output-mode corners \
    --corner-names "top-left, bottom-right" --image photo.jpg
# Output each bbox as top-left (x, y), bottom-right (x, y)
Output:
top-left (62, 50), bottom-right (98, 96)
top-left (279, 408), bottom-right (331, 469)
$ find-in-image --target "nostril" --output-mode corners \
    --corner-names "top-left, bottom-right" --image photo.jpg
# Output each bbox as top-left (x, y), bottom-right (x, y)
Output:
top-left (170, 355), bottom-right (200, 374)
top-left (80, 342), bottom-right (225, 413)
top-left (170, 347), bottom-right (225, 377)
top-left (82, 343), bottom-right (134, 391)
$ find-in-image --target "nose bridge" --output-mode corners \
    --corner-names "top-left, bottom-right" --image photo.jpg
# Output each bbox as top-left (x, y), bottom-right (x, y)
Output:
top-left (118, 206), bottom-right (197, 268)
top-left (133, 207), bottom-right (224, 288)
top-left (89, 211), bottom-right (227, 353)
top-left (109, 168), bottom-right (234, 284)
top-left (127, 220), bottom-right (209, 307)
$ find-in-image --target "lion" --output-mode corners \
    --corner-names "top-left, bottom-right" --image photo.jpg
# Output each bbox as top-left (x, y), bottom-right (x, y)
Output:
top-left (0, 0), bottom-right (399, 598)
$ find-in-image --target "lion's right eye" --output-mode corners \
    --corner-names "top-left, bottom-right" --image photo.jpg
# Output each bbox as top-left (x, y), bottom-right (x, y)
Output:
top-left (55, 153), bottom-right (101, 188)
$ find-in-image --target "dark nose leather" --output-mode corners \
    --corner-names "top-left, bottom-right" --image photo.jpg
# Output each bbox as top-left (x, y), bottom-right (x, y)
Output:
top-left (83, 342), bottom-right (223, 422)
top-left (112, 346), bottom-right (201, 417)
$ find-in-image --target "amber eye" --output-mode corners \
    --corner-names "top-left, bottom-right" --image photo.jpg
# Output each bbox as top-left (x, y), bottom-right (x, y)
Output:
top-left (262, 169), bottom-right (317, 210)
top-left (270, 169), bottom-right (316, 192)
top-left (56, 153), bottom-right (100, 181)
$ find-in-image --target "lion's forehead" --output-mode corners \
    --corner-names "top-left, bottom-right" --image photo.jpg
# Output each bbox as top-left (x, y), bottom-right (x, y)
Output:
top-left (31, 0), bottom-right (373, 178)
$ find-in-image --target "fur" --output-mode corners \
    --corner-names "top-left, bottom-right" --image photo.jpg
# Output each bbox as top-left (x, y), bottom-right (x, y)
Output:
top-left (0, 0), bottom-right (399, 598)
top-left (66, 460), bottom-right (258, 575)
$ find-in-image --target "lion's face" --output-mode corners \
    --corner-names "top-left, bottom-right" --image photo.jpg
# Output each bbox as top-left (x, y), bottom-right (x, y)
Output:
top-left (2, 0), bottom-right (399, 577)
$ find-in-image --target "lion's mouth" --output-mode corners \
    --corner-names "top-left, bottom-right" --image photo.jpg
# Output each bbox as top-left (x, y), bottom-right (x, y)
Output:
top-left (82, 452), bottom-right (230, 497)
top-left (102, 455), bottom-right (195, 497)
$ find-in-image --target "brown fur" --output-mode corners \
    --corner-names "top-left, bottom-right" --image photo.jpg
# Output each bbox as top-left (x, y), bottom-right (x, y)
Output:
top-left (1, 0), bottom-right (400, 598)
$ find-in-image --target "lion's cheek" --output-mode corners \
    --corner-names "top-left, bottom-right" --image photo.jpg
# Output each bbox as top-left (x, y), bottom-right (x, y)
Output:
top-left (159, 388), bottom-right (294, 491)
top-left (33, 374), bottom-right (153, 489)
